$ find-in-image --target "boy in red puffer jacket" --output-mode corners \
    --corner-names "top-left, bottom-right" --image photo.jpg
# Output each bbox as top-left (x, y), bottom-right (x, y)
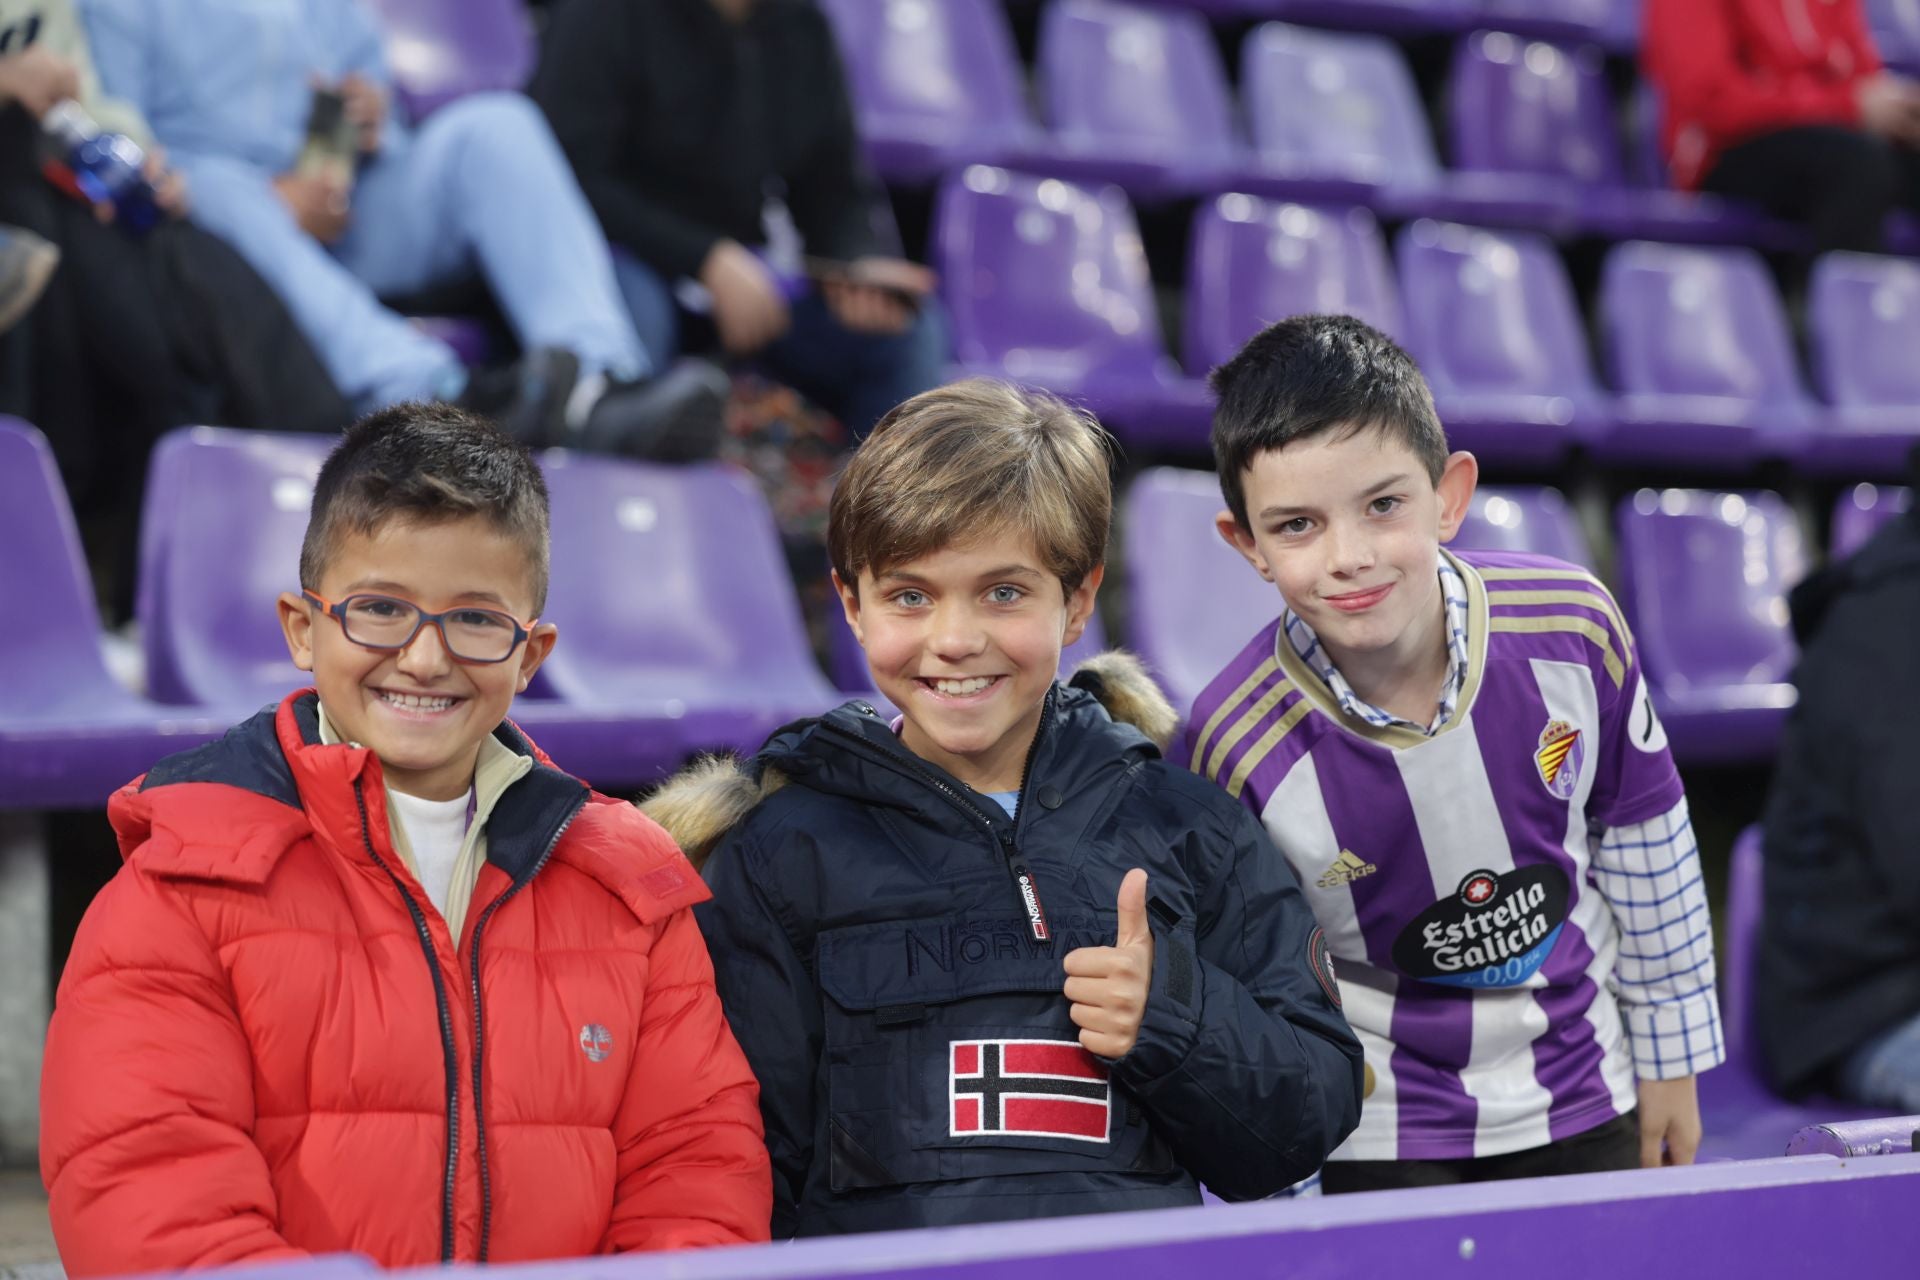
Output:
top-left (40, 404), bottom-right (770, 1275)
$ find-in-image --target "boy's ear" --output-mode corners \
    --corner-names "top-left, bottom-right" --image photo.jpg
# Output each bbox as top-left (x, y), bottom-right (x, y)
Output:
top-left (832, 569), bottom-right (863, 645)
top-left (1062, 563), bottom-right (1105, 647)
top-left (278, 592), bottom-right (317, 672)
top-left (1435, 451), bottom-right (1480, 543)
top-left (1214, 510), bottom-right (1273, 582)
top-left (515, 622), bottom-right (559, 694)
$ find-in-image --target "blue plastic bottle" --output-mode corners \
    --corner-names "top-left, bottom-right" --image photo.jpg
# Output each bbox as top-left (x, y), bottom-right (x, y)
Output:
top-left (42, 100), bottom-right (161, 235)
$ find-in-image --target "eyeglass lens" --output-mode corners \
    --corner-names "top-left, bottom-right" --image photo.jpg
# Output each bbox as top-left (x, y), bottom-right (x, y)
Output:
top-left (339, 595), bottom-right (518, 662)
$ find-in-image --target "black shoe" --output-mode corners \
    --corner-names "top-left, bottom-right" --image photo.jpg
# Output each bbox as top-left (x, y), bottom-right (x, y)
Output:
top-left (570, 359), bottom-right (729, 462)
top-left (457, 346), bottom-right (579, 446)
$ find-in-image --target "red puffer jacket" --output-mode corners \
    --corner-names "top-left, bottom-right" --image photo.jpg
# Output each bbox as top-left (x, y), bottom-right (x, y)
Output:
top-left (41, 693), bottom-right (770, 1275)
top-left (1644, 0), bottom-right (1884, 188)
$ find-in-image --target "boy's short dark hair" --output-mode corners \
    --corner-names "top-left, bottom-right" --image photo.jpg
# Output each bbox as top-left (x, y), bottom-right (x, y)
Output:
top-left (1209, 315), bottom-right (1447, 529)
top-left (829, 379), bottom-right (1114, 596)
top-left (299, 402), bottom-right (552, 611)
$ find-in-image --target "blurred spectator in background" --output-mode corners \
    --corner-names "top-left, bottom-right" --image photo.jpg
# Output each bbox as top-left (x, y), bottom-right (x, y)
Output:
top-left (1645, 0), bottom-right (1920, 254)
top-left (81, 0), bottom-right (727, 460)
top-left (1759, 451), bottom-right (1920, 1110)
top-left (533, 0), bottom-right (947, 437)
top-left (0, 0), bottom-right (351, 617)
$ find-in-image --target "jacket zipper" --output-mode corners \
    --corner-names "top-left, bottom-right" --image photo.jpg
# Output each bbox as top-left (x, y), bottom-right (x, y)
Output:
top-left (353, 779), bottom-right (460, 1264)
top-left (823, 688), bottom-right (1056, 943)
top-left (465, 793), bottom-right (586, 1263)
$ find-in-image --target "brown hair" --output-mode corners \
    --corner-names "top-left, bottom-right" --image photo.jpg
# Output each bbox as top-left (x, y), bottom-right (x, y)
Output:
top-left (829, 379), bottom-right (1114, 596)
top-left (299, 402), bottom-right (551, 611)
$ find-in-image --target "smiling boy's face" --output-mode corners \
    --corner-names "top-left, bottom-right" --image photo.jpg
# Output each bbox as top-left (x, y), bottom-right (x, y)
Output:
top-left (1217, 427), bottom-right (1476, 678)
top-left (277, 514), bottom-right (556, 801)
top-left (837, 528), bottom-right (1102, 796)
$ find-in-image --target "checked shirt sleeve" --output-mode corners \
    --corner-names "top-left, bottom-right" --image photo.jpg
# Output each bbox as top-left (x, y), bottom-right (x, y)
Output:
top-left (1590, 797), bottom-right (1726, 1080)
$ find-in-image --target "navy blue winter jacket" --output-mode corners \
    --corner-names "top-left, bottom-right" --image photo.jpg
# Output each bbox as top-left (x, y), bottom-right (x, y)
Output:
top-left (650, 657), bottom-right (1363, 1238)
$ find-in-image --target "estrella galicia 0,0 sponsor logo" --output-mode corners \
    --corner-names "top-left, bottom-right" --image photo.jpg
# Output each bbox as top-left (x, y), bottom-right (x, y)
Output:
top-left (1391, 866), bottom-right (1571, 989)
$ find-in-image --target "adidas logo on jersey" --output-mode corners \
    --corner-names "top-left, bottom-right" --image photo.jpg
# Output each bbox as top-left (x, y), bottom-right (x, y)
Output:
top-left (1317, 849), bottom-right (1378, 889)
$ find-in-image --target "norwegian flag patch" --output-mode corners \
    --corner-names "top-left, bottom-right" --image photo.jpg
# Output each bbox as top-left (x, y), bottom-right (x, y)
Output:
top-left (949, 1039), bottom-right (1112, 1142)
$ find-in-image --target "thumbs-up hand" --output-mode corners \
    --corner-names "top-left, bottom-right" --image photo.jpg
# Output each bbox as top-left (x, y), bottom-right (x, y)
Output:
top-left (1062, 868), bottom-right (1155, 1059)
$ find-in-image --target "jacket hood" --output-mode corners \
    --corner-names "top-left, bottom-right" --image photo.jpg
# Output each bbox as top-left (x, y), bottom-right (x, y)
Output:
top-left (1789, 507), bottom-right (1920, 646)
top-left (642, 650), bottom-right (1176, 869)
top-left (103, 692), bottom-right (698, 912)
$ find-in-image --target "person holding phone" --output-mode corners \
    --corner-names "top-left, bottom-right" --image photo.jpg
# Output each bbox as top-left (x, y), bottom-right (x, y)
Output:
top-left (532, 0), bottom-right (948, 436)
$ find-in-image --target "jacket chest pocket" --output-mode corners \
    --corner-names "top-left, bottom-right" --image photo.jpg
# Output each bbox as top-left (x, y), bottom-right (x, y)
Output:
top-left (816, 912), bottom-right (1170, 1193)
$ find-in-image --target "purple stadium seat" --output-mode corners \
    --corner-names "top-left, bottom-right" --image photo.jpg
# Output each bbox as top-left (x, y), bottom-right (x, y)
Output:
top-left (1595, 242), bottom-right (1823, 469)
top-left (1612, 490), bottom-right (1803, 766)
top-left (1473, 0), bottom-right (1644, 51)
top-left (1866, 0), bottom-right (1920, 75)
top-left (815, 0), bottom-right (1052, 183)
top-left (535, 451), bottom-right (841, 770)
top-left (1265, 0), bottom-right (1476, 37)
top-left (1239, 23), bottom-right (1562, 230)
top-left (1806, 252), bottom-right (1920, 476)
top-left (140, 427), bottom-right (335, 712)
top-left (1183, 196), bottom-right (1401, 376)
top-left (934, 166), bottom-right (1211, 449)
top-left (0, 419), bottom-right (226, 809)
top-left (360, 0), bottom-right (534, 122)
top-left (1122, 467), bottom-right (1283, 723)
top-left (1696, 826), bottom-right (1885, 1161)
top-left (1394, 219), bottom-right (1611, 468)
top-left (1447, 31), bottom-right (1769, 244)
top-left (1832, 483), bottom-right (1913, 558)
top-left (1035, 0), bottom-right (1247, 201)
top-left (1474, 0), bottom-right (1615, 44)
top-left (1451, 485), bottom-right (1593, 566)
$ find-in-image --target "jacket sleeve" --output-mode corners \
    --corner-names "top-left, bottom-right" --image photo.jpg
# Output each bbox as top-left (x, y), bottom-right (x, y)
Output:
top-left (1807, 579), bottom-right (1920, 916)
top-left (76, 0), bottom-right (161, 144)
top-left (531, 0), bottom-right (725, 279)
top-left (1643, 0), bottom-right (1866, 149)
top-left (693, 830), bottom-right (822, 1240)
top-left (600, 903), bottom-right (772, 1251)
top-left (1109, 789), bottom-right (1364, 1201)
top-left (780, 12), bottom-right (889, 263)
top-left (40, 869), bottom-right (305, 1277)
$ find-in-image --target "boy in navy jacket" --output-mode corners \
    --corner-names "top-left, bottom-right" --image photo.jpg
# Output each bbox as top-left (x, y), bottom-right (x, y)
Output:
top-left (647, 379), bottom-right (1362, 1237)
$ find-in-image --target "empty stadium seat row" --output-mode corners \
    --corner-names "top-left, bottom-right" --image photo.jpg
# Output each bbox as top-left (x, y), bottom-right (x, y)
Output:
top-left (829, 0), bottom-right (1826, 247)
top-left (4, 418), bottom-right (1911, 808)
top-left (936, 169), bottom-right (1920, 472)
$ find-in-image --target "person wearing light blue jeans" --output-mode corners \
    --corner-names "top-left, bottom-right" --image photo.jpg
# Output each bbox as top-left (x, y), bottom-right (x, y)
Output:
top-left (82, 0), bottom-right (718, 454)
top-left (612, 250), bottom-right (948, 441)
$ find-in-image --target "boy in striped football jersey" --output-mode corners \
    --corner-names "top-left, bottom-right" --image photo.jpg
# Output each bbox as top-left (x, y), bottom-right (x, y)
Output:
top-left (1183, 315), bottom-right (1723, 1191)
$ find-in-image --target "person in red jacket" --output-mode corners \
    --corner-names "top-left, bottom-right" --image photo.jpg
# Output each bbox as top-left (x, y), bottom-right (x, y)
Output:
top-left (39, 404), bottom-right (771, 1274)
top-left (1644, 0), bottom-right (1920, 253)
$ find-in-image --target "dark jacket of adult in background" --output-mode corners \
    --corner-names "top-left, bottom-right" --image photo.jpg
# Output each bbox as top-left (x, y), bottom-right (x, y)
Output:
top-left (531, 0), bottom-right (888, 280)
top-left (1760, 496), bottom-right (1920, 1095)
top-left (644, 654), bottom-right (1364, 1239)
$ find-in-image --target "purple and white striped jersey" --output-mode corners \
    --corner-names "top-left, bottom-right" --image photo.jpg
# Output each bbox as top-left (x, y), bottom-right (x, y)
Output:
top-left (1184, 550), bottom-right (1694, 1161)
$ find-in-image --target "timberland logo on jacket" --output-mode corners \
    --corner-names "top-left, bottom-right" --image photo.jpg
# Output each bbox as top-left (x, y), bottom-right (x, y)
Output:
top-left (949, 1039), bottom-right (1111, 1142)
top-left (579, 1023), bottom-right (613, 1063)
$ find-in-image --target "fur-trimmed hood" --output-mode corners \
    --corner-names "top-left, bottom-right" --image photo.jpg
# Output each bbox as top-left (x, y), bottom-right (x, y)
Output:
top-left (641, 650), bottom-right (1175, 870)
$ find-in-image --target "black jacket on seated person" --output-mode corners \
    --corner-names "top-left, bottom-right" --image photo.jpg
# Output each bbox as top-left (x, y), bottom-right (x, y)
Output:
top-left (531, 0), bottom-right (889, 280)
top-left (644, 654), bottom-right (1363, 1239)
top-left (1760, 483), bottom-right (1920, 1095)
